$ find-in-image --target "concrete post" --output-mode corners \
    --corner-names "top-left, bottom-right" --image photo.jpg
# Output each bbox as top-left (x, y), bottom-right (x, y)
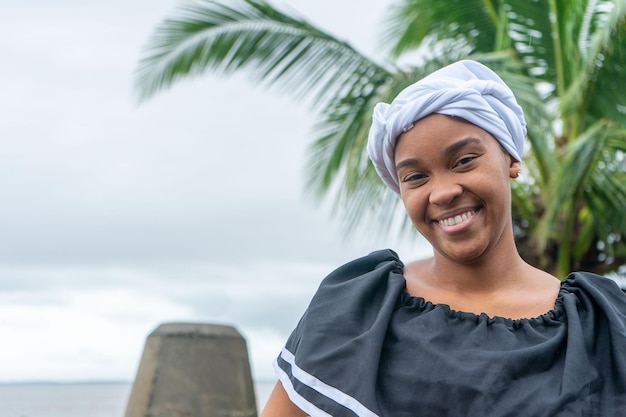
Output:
top-left (125, 322), bottom-right (257, 417)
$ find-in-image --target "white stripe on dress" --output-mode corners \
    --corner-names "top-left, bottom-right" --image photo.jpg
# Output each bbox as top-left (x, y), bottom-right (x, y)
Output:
top-left (275, 348), bottom-right (380, 417)
top-left (273, 358), bottom-right (333, 417)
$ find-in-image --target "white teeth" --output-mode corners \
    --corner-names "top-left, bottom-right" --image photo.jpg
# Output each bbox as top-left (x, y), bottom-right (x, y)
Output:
top-left (439, 210), bottom-right (475, 227)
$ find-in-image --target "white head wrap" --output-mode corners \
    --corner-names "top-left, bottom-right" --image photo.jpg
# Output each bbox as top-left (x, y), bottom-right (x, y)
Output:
top-left (367, 60), bottom-right (526, 194)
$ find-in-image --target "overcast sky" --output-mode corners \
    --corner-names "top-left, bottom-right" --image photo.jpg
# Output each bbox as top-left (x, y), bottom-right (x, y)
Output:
top-left (0, 0), bottom-right (431, 382)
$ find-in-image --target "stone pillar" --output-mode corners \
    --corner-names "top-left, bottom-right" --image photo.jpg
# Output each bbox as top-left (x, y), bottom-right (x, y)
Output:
top-left (125, 323), bottom-right (257, 417)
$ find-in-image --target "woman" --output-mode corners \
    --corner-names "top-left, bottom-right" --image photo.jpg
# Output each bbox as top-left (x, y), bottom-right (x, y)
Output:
top-left (261, 60), bottom-right (626, 416)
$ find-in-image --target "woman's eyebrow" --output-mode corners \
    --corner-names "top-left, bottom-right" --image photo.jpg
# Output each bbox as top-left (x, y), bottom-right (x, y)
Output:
top-left (444, 137), bottom-right (481, 156)
top-left (395, 158), bottom-right (420, 172)
top-left (395, 137), bottom-right (482, 171)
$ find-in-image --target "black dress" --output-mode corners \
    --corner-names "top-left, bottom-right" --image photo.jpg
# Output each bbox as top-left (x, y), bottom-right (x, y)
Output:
top-left (274, 249), bottom-right (626, 416)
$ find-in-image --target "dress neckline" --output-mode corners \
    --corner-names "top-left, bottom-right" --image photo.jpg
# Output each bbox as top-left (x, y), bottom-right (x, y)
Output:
top-left (394, 270), bottom-right (572, 327)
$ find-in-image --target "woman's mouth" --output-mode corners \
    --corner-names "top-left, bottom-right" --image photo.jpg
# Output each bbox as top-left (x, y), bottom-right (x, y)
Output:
top-left (438, 210), bottom-right (477, 227)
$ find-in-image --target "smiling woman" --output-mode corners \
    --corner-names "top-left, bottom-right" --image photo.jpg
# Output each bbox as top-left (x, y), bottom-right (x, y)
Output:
top-left (394, 116), bottom-right (519, 266)
top-left (260, 60), bottom-right (626, 416)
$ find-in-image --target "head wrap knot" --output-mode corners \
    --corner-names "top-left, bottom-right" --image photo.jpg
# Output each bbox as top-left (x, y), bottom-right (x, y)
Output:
top-left (367, 60), bottom-right (526, 194)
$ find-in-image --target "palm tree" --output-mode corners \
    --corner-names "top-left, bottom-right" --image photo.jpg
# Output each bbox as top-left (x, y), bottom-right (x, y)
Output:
top-left (135, 0), bottom-right (626, 279)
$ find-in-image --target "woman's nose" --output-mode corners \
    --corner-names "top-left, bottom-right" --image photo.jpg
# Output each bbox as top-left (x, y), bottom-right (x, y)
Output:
top-left (428, 176), bottom-right (463, 206)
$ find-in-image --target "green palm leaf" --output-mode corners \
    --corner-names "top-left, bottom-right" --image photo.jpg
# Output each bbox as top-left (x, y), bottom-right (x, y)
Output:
top-left (536, 120), bottom-right (611, 244)
top-left (135, 0), bottom-right (389, 108)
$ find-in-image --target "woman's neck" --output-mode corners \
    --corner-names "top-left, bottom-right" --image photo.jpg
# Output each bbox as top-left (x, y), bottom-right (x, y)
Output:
top-left (429, 249), bottom-right (528, 293)
top-left (405, 252), bottom-right (560, 319)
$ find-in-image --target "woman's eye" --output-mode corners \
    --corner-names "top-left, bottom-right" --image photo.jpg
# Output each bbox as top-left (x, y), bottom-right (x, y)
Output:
top-left (456, 155), bottom-right (477, 167)
top-left (403, 173), bottom-right (425, 182)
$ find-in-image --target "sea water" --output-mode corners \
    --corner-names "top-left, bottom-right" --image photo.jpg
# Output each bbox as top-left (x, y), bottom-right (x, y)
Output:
top-left (0, 381), bottom-right (275, 417)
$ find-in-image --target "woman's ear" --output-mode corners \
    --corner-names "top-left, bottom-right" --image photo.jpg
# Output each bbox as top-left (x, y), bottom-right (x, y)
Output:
top-left (509, 161), bottom-right (521, 179)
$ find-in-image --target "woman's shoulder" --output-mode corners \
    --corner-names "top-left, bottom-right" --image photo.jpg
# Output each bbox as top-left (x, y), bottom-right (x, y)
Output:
top-left (310, 249), bottom-right (405, 301)
top-left (564, 271), bottom-right (625, 293)
top-left (322, 249), bottom-right (403, 283)
top-left (561, 271), bottom-right (626, 316)
top-left (275, 250), bottom-right (407, 415)
top-left (300, 249), bottom-right (406, 321)
top-left (282, 249), bottom-right (408, 361)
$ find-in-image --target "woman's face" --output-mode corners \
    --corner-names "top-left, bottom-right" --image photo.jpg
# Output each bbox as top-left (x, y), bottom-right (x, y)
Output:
top-left (394, 114), bottom-right (520, 264)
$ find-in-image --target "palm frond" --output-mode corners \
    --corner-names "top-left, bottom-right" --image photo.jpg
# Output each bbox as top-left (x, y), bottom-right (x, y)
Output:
top-left (535, 119), bottom-right (611, 245)
top-left (504, 0), bottom-right (556, 78)
top-left (560, 0), bottom-right (626, 127)
top-left (135, 0), bottom-right (389, 106)
top-left (581, 128), bottom-right (626, 233)
top-left (381, 0), bottom-right (497, 57)
top-left (584, 4), bottom-right (626, 127)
